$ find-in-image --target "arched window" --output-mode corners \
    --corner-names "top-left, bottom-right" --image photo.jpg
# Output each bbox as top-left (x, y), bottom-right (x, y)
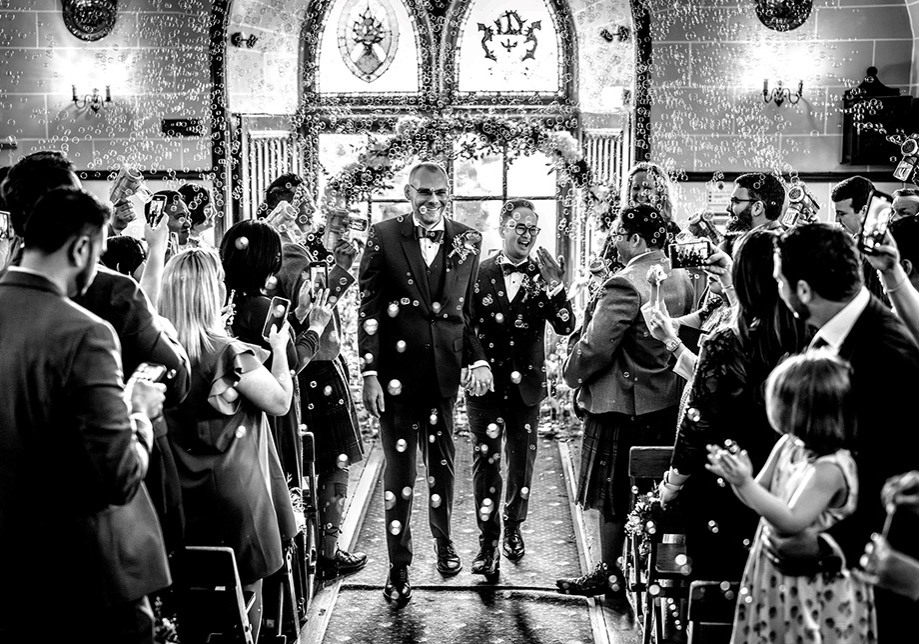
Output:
top-left (301, 0), bottom-right (576, 257)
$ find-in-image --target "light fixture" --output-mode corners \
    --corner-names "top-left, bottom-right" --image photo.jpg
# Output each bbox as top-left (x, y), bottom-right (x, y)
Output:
top-left (763, 79), bottom-right (803, 107)
top-left (600, 25), bottom-right (630, 42)
top-left (230, 32), bottom-right (259, 48)
top-left (72, 85), bottom-right (111, 113)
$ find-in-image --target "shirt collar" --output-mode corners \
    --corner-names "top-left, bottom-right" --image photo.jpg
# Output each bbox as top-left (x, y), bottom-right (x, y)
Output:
top-left (496, 252), bottom-right (530, 268)
top-left (412, 215), bottom-right (445, 232)
top-left (811, 287), bottom-right (870, 351)
top-left (625, 249), bottom-right (655, 269)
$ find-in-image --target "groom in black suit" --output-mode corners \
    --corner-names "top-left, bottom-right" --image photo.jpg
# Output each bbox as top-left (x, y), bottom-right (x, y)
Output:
top-left (467, 199), bottom-right (576, 578)
top-left (359, 162), bottom-right (492, 605)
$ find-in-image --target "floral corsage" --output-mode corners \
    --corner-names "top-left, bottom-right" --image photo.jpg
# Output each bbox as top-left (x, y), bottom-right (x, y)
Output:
top-left (449, 230), bottom-right (482, 263)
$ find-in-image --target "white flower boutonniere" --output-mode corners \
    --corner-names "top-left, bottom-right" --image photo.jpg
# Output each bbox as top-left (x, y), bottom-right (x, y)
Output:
top-left (448, 230), bottom-right (482, 263)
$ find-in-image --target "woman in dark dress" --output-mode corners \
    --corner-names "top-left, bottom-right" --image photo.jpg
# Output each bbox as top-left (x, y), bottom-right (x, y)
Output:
top-left (658, 229), bottom-right (807, 581)
top-left (159, 247), bottom-right (303, 640)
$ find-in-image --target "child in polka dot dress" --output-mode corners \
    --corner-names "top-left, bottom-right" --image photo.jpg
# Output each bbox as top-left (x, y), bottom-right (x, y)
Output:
top-left (706, 350), bottom-right (876, 644)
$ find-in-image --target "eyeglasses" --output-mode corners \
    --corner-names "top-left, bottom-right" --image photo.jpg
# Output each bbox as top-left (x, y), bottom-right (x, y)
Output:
top-left (508, 223), bottom-right (541, 236)
top-left (410, 186), bottom-right (449, 199)
top-left (729, 197), bottom-right (759, 206)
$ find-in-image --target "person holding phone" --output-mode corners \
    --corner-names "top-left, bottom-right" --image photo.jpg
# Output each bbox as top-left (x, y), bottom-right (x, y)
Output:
top-left (558, 204), bottom-right (695, 600)
top-left (358, 162), bottom-right (491, 605)
top-left (159, 247), bottom-right (301, 643)
top-left (144, 190), bottom-right (191, 260)
top-left (261, 173), bottom-right (368, 582)
top-left (831, 176), bottom-right (890, 305)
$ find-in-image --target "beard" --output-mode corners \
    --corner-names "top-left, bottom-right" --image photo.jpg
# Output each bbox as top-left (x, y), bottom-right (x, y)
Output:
top-left (73, 260), bottom-right (98, 297)
top-left (726, 209), bottom-right (754, 233)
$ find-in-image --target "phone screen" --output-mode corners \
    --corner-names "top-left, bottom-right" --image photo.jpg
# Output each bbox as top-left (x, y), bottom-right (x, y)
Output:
top-left (147, 195), bottom-right (168, 227)
top-left (668, 239), bottom-right (712, 269)
top-left (130, 362), bottom-right (168, 383)
top-left (859, 190), bottom-right (893, 253)
top-left (308, 260), bottom-right (330, 292)
top-left (0, 210), bottom-right (11, 240)
top-left (262, 296), bottom-right (291, 341)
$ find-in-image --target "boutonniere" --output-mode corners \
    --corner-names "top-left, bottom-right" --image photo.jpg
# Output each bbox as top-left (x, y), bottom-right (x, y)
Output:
top-left (448, 230), bottom-right (482, 263)
top-left (520, 271), bottom-right (544, 302)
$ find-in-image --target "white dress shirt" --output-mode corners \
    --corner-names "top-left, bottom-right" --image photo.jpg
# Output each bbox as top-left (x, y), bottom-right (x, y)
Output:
top-left (414, 215), bottom-right (446, 266)
top-left (810, 287), bottom-right (870, 352)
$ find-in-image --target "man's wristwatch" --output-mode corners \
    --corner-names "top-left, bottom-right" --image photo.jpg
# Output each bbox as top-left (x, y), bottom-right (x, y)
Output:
top-left (664, 338), bottom-right (682, 353)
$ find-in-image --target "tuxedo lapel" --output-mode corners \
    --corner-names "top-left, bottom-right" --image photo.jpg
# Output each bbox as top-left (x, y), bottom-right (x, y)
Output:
top-left (441, 219), bottom-right (462, 300)
top-left (398, 216), bottom-right (433, 311)
top-left (488, 258), bottom-right (512, 318)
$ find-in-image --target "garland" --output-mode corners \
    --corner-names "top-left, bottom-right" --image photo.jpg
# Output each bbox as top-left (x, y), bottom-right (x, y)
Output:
top-left (319, 114), bottom-right (615, 221)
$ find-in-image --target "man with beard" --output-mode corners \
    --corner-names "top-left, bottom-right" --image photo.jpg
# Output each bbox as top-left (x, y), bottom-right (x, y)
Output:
top-left (831, 175), bottom-right (889, 304)
top-left (773, 222), bottom-right (919, 642)
top-left (0, 187), bottom-right (168, 643)
top-left (359, 162), bottom-right (491, 606)
top-left (725, 172), bottom-right (786, 234)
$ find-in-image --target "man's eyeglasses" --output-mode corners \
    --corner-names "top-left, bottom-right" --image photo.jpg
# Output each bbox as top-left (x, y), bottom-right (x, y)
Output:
top-left (507, 223), bottom-right (541, 236)
top-left (410, 186), bottom-right (449, 199)
top-left (729, 197), bottom-right (759, 206)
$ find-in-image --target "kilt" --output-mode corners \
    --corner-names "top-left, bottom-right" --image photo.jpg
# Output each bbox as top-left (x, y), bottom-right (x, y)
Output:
top-left (576, 406), bottom-right (678, 519)
top-left (299, 356), bottom-right (364, 475)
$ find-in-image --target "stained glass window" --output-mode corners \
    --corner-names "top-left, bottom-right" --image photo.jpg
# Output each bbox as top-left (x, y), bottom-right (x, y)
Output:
top-left (317, 0), bottom-right (420, 94)
top-left (455, 0), bottom-right (562, 96)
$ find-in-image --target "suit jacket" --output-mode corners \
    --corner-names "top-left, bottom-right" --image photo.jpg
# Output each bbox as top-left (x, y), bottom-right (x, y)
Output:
top-left (472, 254), bottom-right (576, 406)
top-left (73, 265), bottom-right (191, 406)
top-left (358, 215), bottom-right (487, 398)
top-left (563, 250), bottom-right (695, 416)
top-left (272, 241), bottom-right (355, 362)
top-left (826, 296), bottom-right (919, 563)
top-left (0, 270), bottom-right (170, 611)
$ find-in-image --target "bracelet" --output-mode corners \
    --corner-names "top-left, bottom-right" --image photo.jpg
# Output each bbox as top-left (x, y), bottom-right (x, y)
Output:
top-left (663, 469), bottom-right (684, 489)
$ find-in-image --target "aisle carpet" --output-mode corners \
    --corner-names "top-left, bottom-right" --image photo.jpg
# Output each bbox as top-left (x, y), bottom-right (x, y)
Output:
top-left (321, 433), bottom-right (595, 643)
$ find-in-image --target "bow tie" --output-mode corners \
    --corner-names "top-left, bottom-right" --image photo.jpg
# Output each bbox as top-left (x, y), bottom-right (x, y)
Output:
top-left (502, 262), bottom-right (531, 276)
top-left (414, 226), bottom-right (444, 243)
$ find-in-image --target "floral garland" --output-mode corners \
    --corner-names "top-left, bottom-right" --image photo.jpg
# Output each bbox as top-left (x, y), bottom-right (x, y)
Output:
top-left (320, 115), bottom-right (614, 219)
top-left (624, 489), bottom-right (661, 559)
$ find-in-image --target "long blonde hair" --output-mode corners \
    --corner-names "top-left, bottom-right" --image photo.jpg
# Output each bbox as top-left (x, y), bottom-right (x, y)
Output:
top-left (625, 161), bottom-right (674, 222)
top-left (158, 247), bottom-right (227, 363)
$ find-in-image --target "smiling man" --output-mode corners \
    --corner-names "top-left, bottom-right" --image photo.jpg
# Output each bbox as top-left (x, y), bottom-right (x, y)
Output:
top-left (467, 199), bottom-right (576, 579)
top-left (358, 161), bottom-right (491, 606)
top-left (725, 172), bottom-right (786, 234)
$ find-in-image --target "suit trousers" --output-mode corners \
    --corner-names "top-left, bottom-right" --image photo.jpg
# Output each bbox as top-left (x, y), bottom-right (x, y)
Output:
top-left (380, 383), bottom-right (457, 567)
top-left (466, 391), bottom-right (540, 545)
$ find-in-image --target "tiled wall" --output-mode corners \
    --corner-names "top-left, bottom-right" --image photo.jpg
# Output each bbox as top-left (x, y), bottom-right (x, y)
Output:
top-left (649, 0), bottom-right (916, 179)
top-left (0, 0), bottom-right (212, 172)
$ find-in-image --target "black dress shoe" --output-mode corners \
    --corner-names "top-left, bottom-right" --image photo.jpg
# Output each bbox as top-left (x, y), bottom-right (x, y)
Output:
top-left (383, 565), bottom-right (412, 605)
top-left (471, 546), bottom-right (500, 580)
top-left (556, 562), bottom-right (618, 597)
top-left (434, 540), bottom-right (463, 576)
top-left (318, 548), bottom-right (368, 580)
top-left (502, 524), bottom-right (525, 561)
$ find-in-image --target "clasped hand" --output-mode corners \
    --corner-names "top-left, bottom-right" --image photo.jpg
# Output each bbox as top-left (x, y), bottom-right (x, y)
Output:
top-left (462, 365), bottom-right (494, 397)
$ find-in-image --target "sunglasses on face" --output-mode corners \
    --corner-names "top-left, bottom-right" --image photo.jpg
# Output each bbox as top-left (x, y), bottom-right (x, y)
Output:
top-left (411, 187), bottom-right (448, 199)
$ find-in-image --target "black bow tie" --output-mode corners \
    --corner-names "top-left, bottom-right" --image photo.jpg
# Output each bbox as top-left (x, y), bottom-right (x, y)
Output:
top-left (502, 262), bottom-right (530, 276)
top-left (414, 226), bottom-right (444, 243)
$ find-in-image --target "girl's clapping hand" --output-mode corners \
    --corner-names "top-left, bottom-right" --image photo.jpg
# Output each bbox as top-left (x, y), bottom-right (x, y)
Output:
top-left (705, 443), bottom-right (753, 486)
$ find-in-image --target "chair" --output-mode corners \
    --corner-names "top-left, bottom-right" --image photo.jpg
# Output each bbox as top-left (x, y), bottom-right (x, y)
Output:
top-left (625, 446), bottom-right (691, 644)
top-left (174, 546), bottom-right (257, 644)
top-left (686, 580), bottom-right (739, 644)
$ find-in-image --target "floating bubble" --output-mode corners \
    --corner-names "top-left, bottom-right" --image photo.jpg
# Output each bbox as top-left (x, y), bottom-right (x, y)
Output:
top-left (395, 438), bottom-right (408, 452)
top-left (521, 487), bottom-right (530, 499)
top-left (388, 379), bottom-right (402, 395)
top-left (430, 493), bottom-right (442, 508)
top-left (396, 340), bottom-right (407, 353)
top-left (486, 423), bottom-right (500, 439)
top-left (401, 486), bottom-right (413, 499)
top-left (387, 303), bottom-right (400, 317)
top-left (389, 520), bottom-right (403, 535)
top-left (324, 385), bottom-right (333, 396)
top-left (337, 454), bottom-right (349, 468)
top-left (384, 491), bottom-right (396, 510)
top-left (363, 319), bottom-right (379, 335)
top-left (235, 425), bottom-right (247, 438)
top-left (234, 236), bottom-right (249, 249)
top-left (510, 371), bottom-right (522, 384)
top-left (686, 407), bottom-right (701, 422)
top-left (266, 276), bottom-right (278, 290)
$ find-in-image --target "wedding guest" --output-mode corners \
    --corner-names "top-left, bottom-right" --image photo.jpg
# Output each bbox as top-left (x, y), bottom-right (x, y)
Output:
top-left (178, 183), bottom-right (216, 246)
top-left (261, 174), bottom-right (368, 581)
top-left (144, 190), bottom-right (190, 259)
top-left (657, 229), bottom-right (806, 581)
top-left (0, 187), bottom-right (168, 643)
top-left (558, 204), bottom-right (694, 599)
top-left (358, 162), bottom-right (491, 606)
top-left (160, 247), bottom-right (301, 642)
top-left (860, 471), bottom-right (919, 602)
top-left (725, 172), bottom-right (786, 234)
top-left (864, 220), bottom-right (919, 345)
top-left (707, 350), bottom-right (875, 643)
top-left (772, 222), bottom-right (919, 641)
top-left (891, 188), bottom-right (919, 222)
top-left (102, 234), bottom-right (147, 280)
top-left (831, 176), bottom-right (888, 304)
top-left (467, 199), bottom-right (576, 578)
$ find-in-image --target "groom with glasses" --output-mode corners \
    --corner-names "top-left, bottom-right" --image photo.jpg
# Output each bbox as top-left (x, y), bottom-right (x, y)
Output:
top-left (359, 162), bottom-right (492, 606)
top-left (466, 199), bottom-right (576, 579)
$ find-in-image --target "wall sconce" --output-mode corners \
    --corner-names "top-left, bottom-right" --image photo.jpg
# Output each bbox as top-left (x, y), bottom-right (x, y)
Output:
top-left (230, 32), bottom-right (259, 48)
top-left (763, 79), bottom-right (803, 107)
top-left (72, 85), bottom-right (111, 113)
top-left (600, 25), bottom-right (630, 42)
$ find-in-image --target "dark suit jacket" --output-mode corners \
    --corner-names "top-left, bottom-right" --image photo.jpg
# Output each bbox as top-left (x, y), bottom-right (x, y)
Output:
top-left (358, 215), bottom-right (487, 399)
top-left (827, 296), bottom-right (919, 563)
top-left (563, 250), bottom-right (695, 415)
top-left (73, 266), bottom-right (190, 406)
top-left (472, 254), bottom-right (576, 406)
top-left (0, 269), bottom-right (169, 611)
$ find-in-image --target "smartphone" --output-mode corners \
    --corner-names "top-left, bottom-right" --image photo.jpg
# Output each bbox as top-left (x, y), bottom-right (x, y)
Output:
top-left (858, 190), bottom-right (893, 254)
top-left (130, 362), bottom-right (169, 384)
top-left (262, 296), bottom-right (291, 341)
top-left (0, 210), bottom-right (11, 240)
top-left (146, 194), bottom-right (168, 227)
top-left (668, 239), bottom-right (713, 269)
top-left (308, 260), bottom-right (329, 292)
